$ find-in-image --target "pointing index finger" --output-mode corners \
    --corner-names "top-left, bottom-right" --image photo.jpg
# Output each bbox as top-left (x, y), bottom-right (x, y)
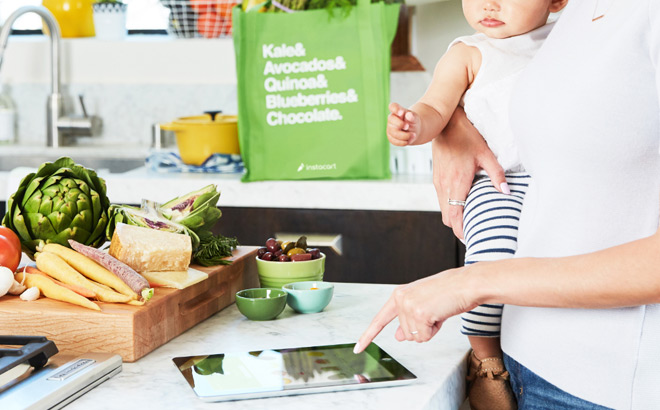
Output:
top-left (353, 296), bottom-right (399, 354)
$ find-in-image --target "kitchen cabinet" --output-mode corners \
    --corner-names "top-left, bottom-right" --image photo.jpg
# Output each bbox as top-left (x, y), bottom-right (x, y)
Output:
top-left (215, 207), bottom-right (465, 284)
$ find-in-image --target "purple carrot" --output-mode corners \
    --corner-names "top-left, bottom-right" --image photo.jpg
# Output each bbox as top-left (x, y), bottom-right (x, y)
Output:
top-left (68, 239), bottom-right (154, 301)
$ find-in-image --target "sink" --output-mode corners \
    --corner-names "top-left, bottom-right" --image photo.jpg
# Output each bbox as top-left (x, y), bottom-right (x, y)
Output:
top-left (0, 156), bottom-right (145, 173)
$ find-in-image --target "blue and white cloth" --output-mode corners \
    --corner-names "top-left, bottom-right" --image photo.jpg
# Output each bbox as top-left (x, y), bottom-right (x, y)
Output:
top-left (460, 173), bottom-right (530, 337)
top-left (146, 151), bottom-right (244, 174)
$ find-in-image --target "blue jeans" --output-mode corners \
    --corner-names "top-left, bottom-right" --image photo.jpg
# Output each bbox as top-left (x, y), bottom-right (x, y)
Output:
top-left (503, 353), bottom-right (613, 410)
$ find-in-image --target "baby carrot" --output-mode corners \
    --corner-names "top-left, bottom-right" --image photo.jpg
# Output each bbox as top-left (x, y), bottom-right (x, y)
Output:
top-left (25, 267), bottom-right (96, 298)
top-left (15, 270), bottom-right (100, 311)
top-left (41, 243), bottom-right (138, 300)
top-left (36, 252), bottom-right (132, 303)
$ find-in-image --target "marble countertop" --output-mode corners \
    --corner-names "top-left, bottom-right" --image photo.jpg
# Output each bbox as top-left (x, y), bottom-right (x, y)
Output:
top-left (2, 166), bottom-right (441, 212)
top-left (66, 282), bottom-right (469, 410)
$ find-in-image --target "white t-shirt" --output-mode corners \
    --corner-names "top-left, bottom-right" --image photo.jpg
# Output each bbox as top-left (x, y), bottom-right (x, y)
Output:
top-left (502, 1), bottom-right (660, 409)
top-left (450, 23), bottom-right (554, 173)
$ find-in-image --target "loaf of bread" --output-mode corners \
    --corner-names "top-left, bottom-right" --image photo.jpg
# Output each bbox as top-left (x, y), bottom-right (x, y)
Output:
top-left (109, 223), bottom-right (192, 273)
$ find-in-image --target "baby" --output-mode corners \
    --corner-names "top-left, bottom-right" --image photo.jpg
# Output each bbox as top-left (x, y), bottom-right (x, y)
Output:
top-left (386, 1), bottom-right (568, 409)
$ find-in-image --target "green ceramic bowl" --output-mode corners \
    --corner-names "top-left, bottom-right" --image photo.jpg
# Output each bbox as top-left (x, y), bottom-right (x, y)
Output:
top-left (256, 253), bottom-right (325, 289)
top-left (235, 288), bottom-right (287, 321)
top-left (282, 281), bottom-right (334, 314)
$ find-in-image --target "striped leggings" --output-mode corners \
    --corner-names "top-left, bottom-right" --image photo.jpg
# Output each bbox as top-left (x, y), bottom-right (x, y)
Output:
top-left (460, 173), bottom-right (530, 337)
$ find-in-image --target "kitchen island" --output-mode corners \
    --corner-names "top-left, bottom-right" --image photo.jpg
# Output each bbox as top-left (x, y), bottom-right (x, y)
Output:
top-left (65, 282), bottom-right (470, 410)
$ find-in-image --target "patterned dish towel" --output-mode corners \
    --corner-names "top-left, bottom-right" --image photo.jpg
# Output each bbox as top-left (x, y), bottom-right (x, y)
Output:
top-left (146, 151), bottom-right (245, 174)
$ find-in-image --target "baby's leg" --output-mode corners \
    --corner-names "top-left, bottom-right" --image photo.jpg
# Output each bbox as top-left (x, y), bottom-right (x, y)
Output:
top-left (461, 173), bottom-right (530, 343)
top-left (461, 173), bottom-right (530, 410)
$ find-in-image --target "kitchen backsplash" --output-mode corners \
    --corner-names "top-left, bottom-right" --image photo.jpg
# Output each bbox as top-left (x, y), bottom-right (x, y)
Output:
top-left (9, 83), bottom-right (237, 147)
top-left (6, 71), bottom-right (433, 174)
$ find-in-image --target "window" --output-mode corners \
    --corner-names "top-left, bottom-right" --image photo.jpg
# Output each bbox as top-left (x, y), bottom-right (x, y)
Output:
top-left (0, 0), bottom-right (169, 32)
top-left (0, 0), bottom-right (42, 30)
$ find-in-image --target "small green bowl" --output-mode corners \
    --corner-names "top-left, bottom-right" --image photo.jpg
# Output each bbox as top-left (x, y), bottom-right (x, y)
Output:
top-left (256, 253), bottom-right (325, 289)
top-left (235, 288), bottom-right (287, 321)
top-left (282, 281), bottom-right (334, 314)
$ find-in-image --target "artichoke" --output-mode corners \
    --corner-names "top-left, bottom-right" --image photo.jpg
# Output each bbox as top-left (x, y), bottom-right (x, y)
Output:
top-left (2, 157), bottom-right (110, 257)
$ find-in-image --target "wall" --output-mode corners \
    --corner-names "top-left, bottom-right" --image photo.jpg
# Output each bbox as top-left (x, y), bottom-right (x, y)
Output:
top-left (412, 0), bottom-right (471, 72)
top-left (0, 0), bottom-right (472, 159)
top-left (1, 36), bottom-right (238, 147)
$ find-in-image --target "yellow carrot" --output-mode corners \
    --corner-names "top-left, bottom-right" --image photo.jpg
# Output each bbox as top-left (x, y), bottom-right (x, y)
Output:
top-left (26, 267), bottom-right (96, 298)
top-left (15, 270), bottom-right (100, 311)
top-left (41, 244), bottom-right (138, 300)
top-left (36, 252), bottom-right (132, 303)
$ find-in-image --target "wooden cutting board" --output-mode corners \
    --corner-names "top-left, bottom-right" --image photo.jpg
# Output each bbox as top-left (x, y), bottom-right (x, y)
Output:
top-left (0, 246), bottom-right (259, 362)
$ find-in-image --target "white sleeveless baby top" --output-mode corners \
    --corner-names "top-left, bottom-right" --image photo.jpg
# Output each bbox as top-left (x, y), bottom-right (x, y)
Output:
top-left (449, 22), bottom-right (554, 173)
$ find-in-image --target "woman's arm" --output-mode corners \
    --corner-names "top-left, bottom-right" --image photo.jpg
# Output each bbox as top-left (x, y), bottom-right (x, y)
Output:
top-left (476, 226), bottom-right (660, 309)
top-left (432, 107), bottom-right (509, 239)
top-left (354, 219), bottom-right (660, 352)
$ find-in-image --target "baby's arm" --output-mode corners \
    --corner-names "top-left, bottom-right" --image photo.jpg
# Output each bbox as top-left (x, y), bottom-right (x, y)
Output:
top-left (388, 42), bottom-right (481, 147)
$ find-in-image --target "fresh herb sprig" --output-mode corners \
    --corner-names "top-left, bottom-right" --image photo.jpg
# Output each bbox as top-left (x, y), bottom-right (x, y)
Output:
top-left (193, 231), bottom-right (240, 267)
top-left (307, 0), bottom-right (354, 17)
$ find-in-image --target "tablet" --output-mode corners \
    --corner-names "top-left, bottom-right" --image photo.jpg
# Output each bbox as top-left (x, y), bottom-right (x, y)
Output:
top-left (172, 342), bottom-right (417, 402)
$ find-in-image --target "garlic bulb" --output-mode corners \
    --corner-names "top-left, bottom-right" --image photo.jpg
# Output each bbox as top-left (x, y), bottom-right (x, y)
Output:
top-left (0, 267), bottom-right (14, 297)
top-left (20, 287), bottom-right (40, 301)
top-left (8, 279), bottom-right (27, 295)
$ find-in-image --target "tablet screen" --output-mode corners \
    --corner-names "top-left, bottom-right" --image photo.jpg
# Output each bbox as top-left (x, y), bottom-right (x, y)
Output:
top-left (172, 343), bottom-right (416, 401)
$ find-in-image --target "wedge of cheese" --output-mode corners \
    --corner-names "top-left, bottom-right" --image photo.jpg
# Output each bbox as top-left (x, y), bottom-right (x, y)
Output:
top-left (141, 268), bottom-right (209, 289)
top-left (109, 223), bottom-right (192, 273)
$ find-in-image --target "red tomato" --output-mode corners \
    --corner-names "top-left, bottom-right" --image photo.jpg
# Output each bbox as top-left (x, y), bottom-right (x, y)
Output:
top-left (0, 226), bottom-right (21, 272)
top-left (197, 11), bottom-right (222, 38)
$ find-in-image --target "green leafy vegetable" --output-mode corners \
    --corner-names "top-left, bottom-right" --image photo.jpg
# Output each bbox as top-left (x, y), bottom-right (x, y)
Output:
top-left (193, 231), bottom-right (239, 267)
top-left (260, 0), bottom-right (402, 17)
top-left (108, 184), bottom-right (238, 266)
top-left (106, 201), bottom-right (200, 248)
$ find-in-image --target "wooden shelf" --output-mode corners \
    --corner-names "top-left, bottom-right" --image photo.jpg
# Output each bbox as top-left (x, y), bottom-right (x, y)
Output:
top-left (391, 4), bottom-right (425, 72)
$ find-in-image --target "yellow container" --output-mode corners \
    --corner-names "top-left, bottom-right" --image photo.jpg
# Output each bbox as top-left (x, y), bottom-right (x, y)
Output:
top-left (42, 0), bottom-right (95, 38)
top-left (160, 113), bottom-right (240, 166)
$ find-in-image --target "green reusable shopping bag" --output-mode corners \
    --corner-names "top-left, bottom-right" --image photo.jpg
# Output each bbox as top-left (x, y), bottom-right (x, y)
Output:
top-left (232, 0), bottom-right (400, 181)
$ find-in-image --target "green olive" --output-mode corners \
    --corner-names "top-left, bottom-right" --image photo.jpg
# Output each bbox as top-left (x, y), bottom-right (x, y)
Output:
top-left (281, 241), bottom-right (295, 254)
top-left (287, 247), bottom-right (306, 257)
top-left (295, 236), bottom-right (308, 249)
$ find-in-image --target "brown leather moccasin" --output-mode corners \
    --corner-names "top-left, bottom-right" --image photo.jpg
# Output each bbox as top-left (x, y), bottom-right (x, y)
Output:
top-left (466, 350), bottom-right (517, 410)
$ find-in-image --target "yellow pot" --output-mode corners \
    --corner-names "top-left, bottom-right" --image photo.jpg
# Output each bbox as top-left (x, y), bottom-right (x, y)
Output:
top-left (42, 0), bottom-right (95, 38)
top-left (160, 113), bottom-right (240, 166)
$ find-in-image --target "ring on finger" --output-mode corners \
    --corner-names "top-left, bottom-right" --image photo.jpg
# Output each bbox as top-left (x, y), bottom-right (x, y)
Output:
top-left (447, 198), bottom-right (466, 207)
top-left (410, 330), bottom-right (419, 335)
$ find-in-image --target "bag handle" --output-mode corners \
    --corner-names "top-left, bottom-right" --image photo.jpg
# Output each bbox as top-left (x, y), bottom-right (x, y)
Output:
top-left (356, 0), bottom-right (384, 175)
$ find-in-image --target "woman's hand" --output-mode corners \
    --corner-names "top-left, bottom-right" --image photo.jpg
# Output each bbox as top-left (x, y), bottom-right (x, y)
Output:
top-left (433, 107), bottom-right (509, 240)
top-left (353, 268), bottom-right (477, 353)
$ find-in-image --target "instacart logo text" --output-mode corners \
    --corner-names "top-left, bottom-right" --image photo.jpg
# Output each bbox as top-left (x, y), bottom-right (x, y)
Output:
top-left (297, 163), bottom-right (337, 172)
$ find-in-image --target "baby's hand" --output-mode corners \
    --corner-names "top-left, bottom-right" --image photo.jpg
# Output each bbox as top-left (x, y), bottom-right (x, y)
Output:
top-left (387, 102), bottom-right (420, 146)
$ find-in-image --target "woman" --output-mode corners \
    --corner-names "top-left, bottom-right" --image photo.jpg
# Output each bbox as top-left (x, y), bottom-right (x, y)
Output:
top-left (355, 1), bottom-right (660, 409)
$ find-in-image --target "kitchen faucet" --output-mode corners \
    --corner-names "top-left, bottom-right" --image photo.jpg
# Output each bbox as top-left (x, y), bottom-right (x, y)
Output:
top-left (0, 6), bottom-right (101, 148)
